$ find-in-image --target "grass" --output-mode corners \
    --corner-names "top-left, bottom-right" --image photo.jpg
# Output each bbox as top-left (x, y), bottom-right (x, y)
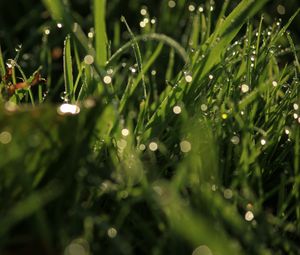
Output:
top-left (0, 0), bottom-right (300, 254)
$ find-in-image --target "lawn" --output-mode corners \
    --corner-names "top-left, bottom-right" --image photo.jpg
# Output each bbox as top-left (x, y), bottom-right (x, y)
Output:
top-left (0, 0), bottom-right (300, 254)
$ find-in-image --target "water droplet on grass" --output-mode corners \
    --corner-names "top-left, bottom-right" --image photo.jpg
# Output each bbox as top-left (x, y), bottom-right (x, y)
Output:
top-left (260, 138), bottom-right (267, 146)
top-left (129, 66), bottom-right (137, 74)
top-left (277, 4), bottom-right (285, 15)
top-left (185, 74), bottom-right (193, 83)
top-left (224, 189), bottom-right (233, 199)
top-left (149, 142), bottom-right (158, 151)
top-left (284, 127), bottom-right (291, 135)
top-left (0, 131), bottom-right (12, 144)
top-left (188, 4), bottom-right (195, 12)
top-left (231, 136), bottom-right (240, 145)
top-left (60, 91), bottom-right (70, 102)
top-left (44, 28), bottom-right (50, 35)
top-left (151, 70), bottom-right (157, 76)
top-left (173, 105), bottom-right (182, 114)
top-left (139, 21), bottom-right (146, 28)
top-left (103, 75), bottom-right (112, 84)
top-left (117, 139), bottom-right (127, 150)
top-left (168, 0), bottom-right (176, 8)
top-left (200, 104), bottom-right (208, 111)
top-left (65, 243), bottom-right (87, 255)
top-left (140, 8), bottom-right (147, 16)
top-left (121, 128), bottom-right (130, 137)
top-left (139, 144), bottom-right (146, 151)
top-left (241, 84), bottom-right (249, 93)
top-left (84, 55), bottom-right (94, 65)
top-left (198, 6), bottom-right (204, 12)
top-left (180, 140), bottom-right (191, 153)
top-left (221, 113), bottom-right (228, 119)
top-left (57, 104), bottom-right (80, 115)
top-left (57, 23), bottom-right (63, 28)
top-left (293, 103), bottom-right (299, 110)
top-left (192, 245), bottom-right (213, 255)
top-left (245, 211), bottom-right (254, 221)
top-left (107, 227), bottom-right (118, 238)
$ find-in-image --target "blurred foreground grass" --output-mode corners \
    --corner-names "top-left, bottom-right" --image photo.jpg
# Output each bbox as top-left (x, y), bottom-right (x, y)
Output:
top-left (0, 0), bottom-right (300, 254)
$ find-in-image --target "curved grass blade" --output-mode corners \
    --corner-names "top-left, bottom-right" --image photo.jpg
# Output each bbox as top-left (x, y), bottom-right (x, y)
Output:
top-left (107, 33), bottom-right (189, 65)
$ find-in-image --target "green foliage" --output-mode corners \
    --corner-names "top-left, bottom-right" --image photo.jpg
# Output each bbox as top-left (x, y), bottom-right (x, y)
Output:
top-left (0, 0), bottom-right (300, 254)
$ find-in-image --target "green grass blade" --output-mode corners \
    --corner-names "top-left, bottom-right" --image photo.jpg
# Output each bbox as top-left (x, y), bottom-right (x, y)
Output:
top-left (119, 42), bottom-right (164, 114)
top-left (63, 35), bottom-right (74, 101)
top-left (94, 0), bottom-right (107, 66)
top-left (0, 45), bottom-right (5, 79)
top-left (108, 33), bottom-right (188, 65)
top-left (121, 16), bottom-right (146, 99)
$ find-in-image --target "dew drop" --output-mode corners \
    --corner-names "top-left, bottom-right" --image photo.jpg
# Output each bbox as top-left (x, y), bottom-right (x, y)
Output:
top-left (180, 140), bottom-right (191, 153)
top-left (57, 23), bottom-right (63, 28)
top-left (173, 105), bottom-right (182, 114)
top-left (198, 6), bottom-right (204, 13)
top-left (192, 245), bottom-right (213, 255)
top-left (84, 55), bottom-right (94, 65)
top-left (284, 127), bottom-right (290, 135)
top-left (121, 128), bottom-right (130, 137)
top-left (245, 211), bottom-right (254, 221)
top-left (241, 84), bottom-right (249, 93)
top-left (103, 75), bottom-right (112, 84)
top-left (57, 104), bottom-right (80, 115)
top-left (260, 138), bottom-right (267, 146)
top-left (221, 113), bottom-right (228, 120)
top-left (231, 136), bottom-right (240, 145)
top-left (139, 21), bottom-right (146, 28)
top-left (293, 113), bottom-right (298, 119)
top-left (139, 144), bottom-right (146, 151)
top-left (151, 70), bottom-right (157, 76)
top-left (293, 103), bottom-right (299, 110)
top-left (107, 227), bottom-right (118, 238)
top-left (60, 91), bottom-right (70, 102)
top-left (168, 0), bottom-right (176, 8)
top-left (200, 104), bottom-right (208, 112)
top-left (277, 4), bottom-right (285, 15)
top-left (149, 142), bottom-right (158, 151)
top-left (223, 189), bottom-right (233, 199)
top-left (272, 81), bottom-right (278, 87)
top-left (208, 74), bottom-right (214, 80)
top-left (130, 66), bottom-right (137, 74)
top-left (185, 74), bottom-right (193, 83)
top-left (140, 8), bottom-right (147, 16)
top-left (44, 28), bottom-right (50, 35)
top-left (0, 131), bottom-right (12, 144)
top-left (188, 4), bottom-right (195, 12)
top-left (117, 139), bottom-right (127, 150)
top-left (65, 243), bottom-right (88, 255)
